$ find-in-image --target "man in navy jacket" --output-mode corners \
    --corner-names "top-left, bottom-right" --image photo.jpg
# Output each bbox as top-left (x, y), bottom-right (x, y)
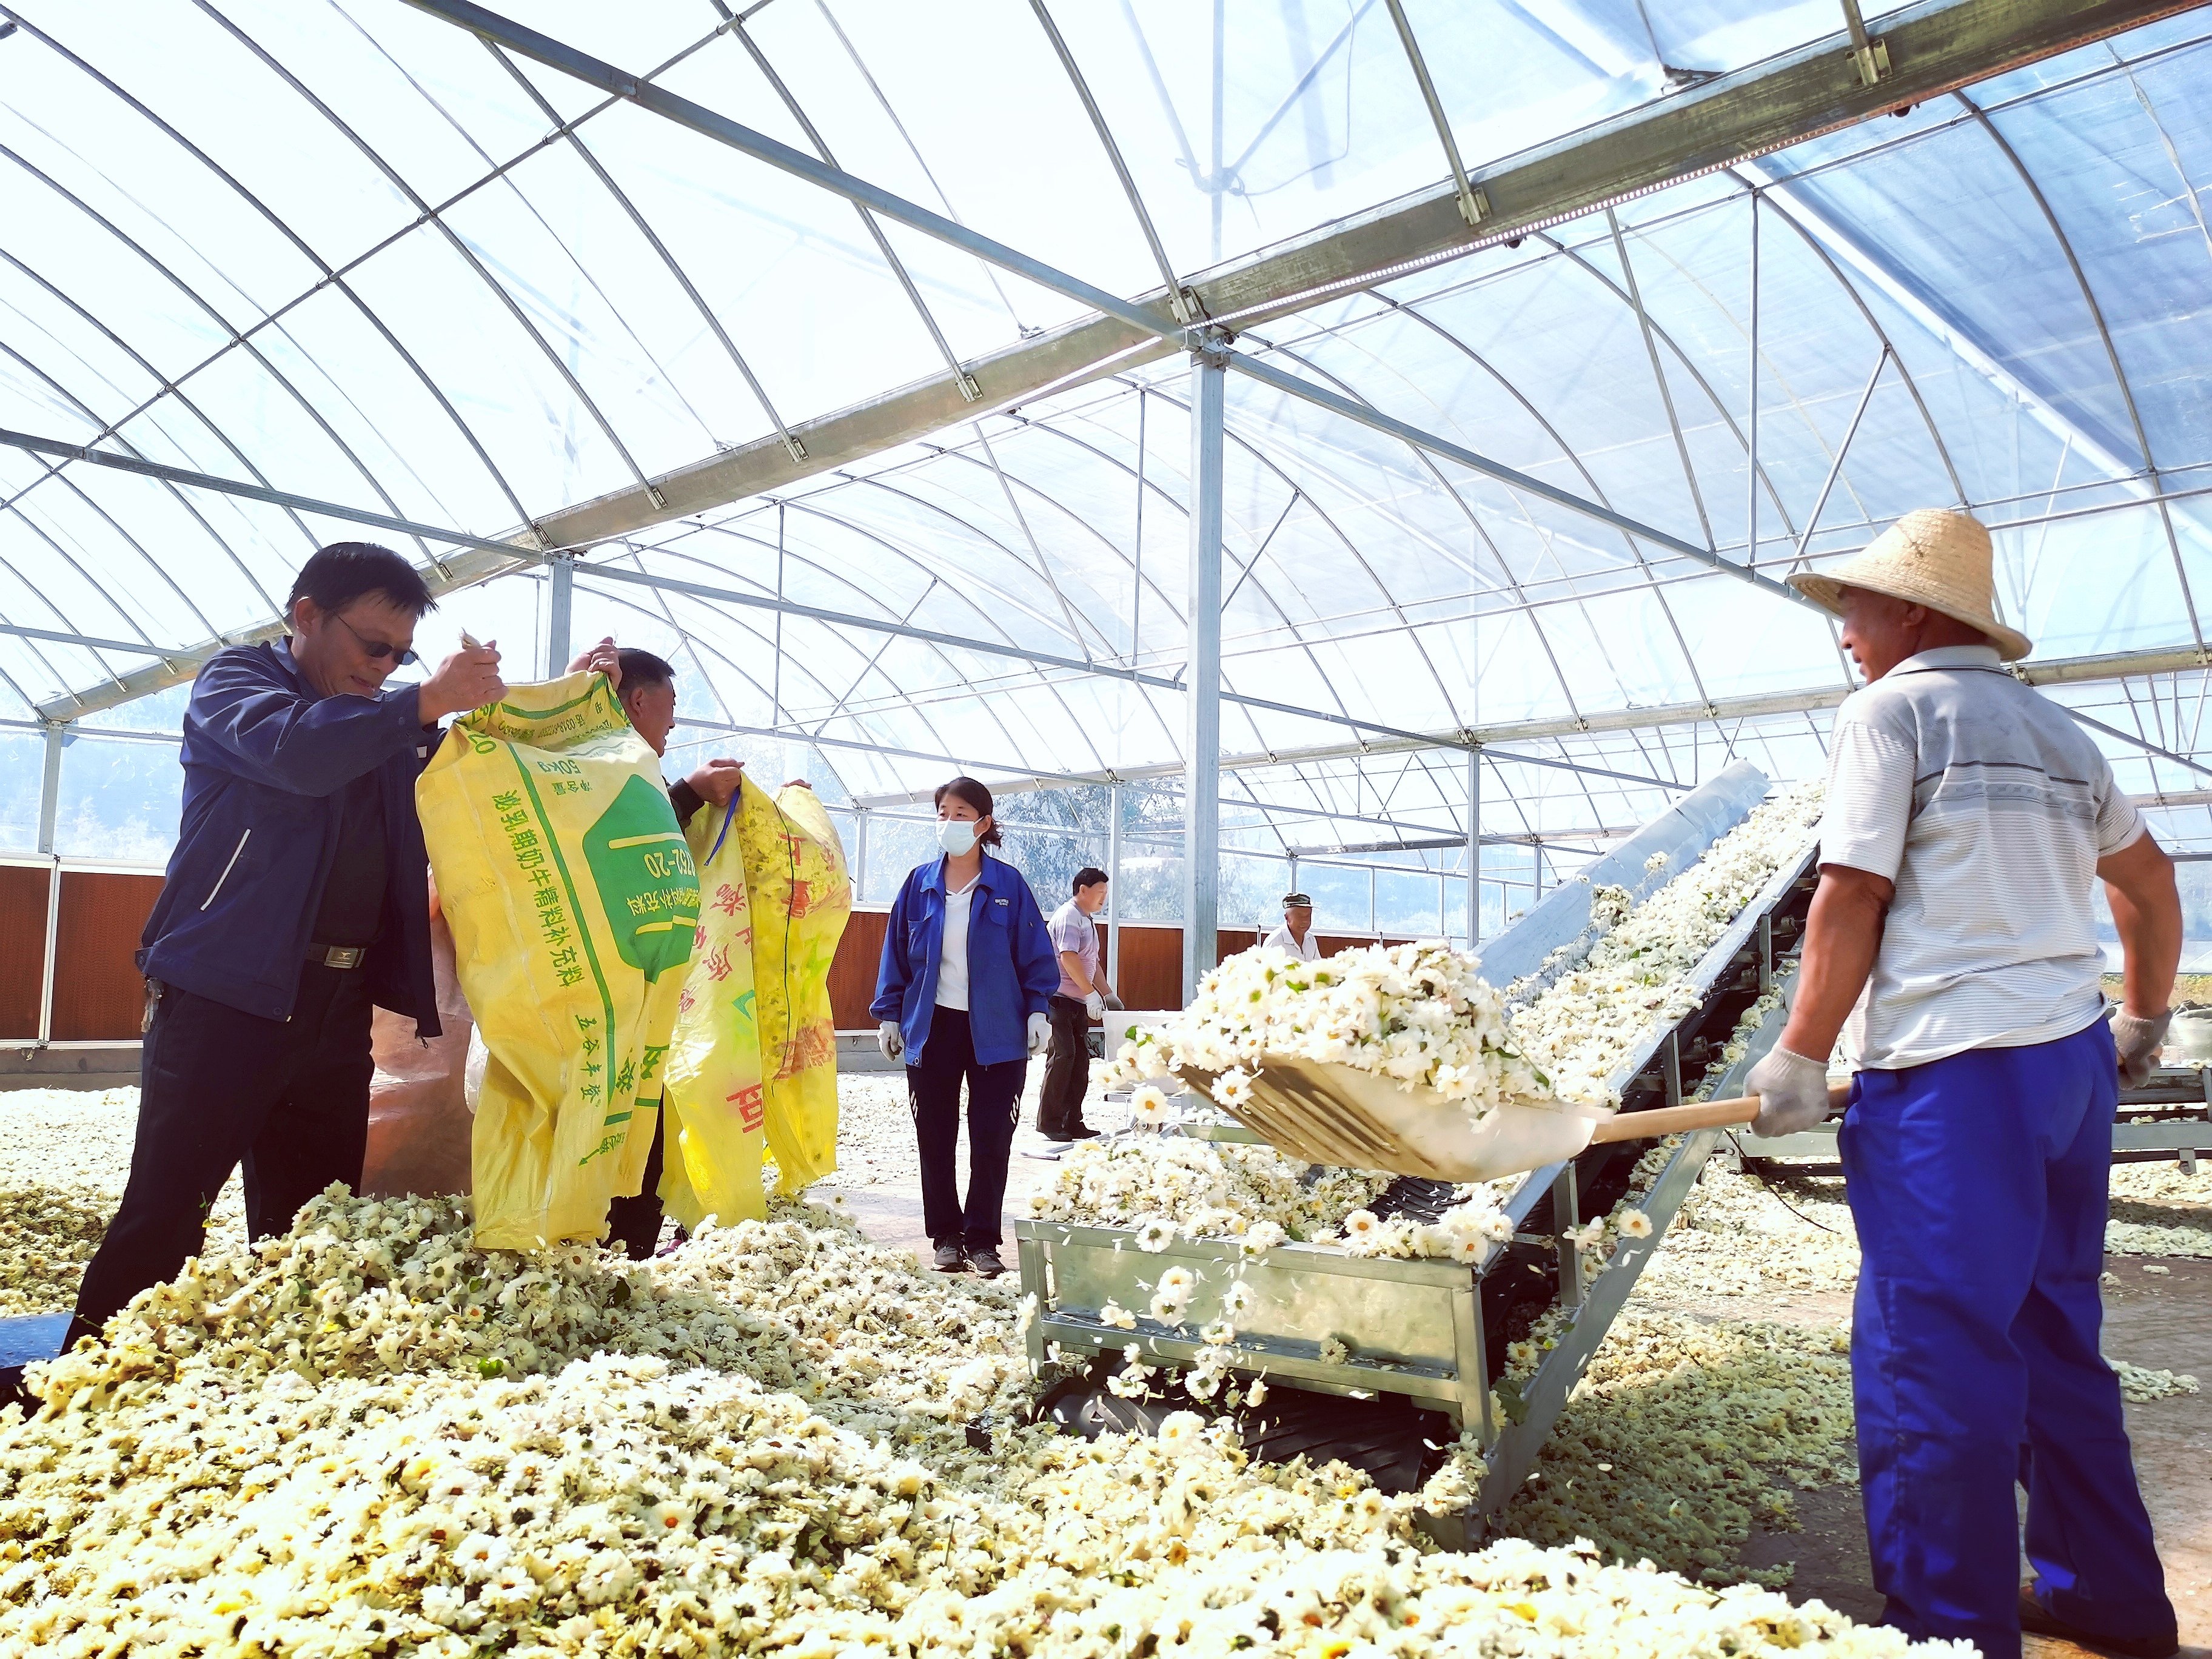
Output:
top-left (68, 542), bottom-right (503, 1346)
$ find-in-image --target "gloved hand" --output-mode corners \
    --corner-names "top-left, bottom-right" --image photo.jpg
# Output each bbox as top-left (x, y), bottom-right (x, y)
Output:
top-left (2112, 1007), bottom-right (2171, 1089)
top-left (1027, 1011), bottom-right (1051, 1057)
top-left (1102, 993), bottom-right (1125, 1012)
top-left (1745, 1045), bottom-right (1834, 1137)
top-left (877, 1021), bottom-right (904, 1064)
top-left (1084, 990), bottom-right (1106, 1021)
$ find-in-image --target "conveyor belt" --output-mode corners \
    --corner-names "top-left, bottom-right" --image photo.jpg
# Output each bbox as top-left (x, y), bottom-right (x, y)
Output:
top-left (1015, 760), bottom-right (1829, 1528)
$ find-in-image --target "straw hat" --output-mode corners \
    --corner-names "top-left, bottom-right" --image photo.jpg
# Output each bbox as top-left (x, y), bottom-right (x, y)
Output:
top-left (1787, 508), bottom-right (2030, 662)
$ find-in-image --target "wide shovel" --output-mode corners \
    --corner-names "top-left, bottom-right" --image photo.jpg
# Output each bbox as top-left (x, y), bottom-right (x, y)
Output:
top-left (1177, 1056), bottom-right (1848, 1182)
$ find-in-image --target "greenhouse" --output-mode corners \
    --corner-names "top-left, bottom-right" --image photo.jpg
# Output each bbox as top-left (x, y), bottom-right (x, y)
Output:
top-left (2, 0), bottom-right (2211, 1652)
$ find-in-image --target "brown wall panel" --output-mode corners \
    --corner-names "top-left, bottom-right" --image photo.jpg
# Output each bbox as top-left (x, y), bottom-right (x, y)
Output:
top-left (830, 908), bottom-right (889, 1030)
top-left (52, 871), bottom-right (163, 1041)
top-left (1113, 923), bottom-right (1182, 1010)
top-left (0, 866), bottom-right (49, 1039)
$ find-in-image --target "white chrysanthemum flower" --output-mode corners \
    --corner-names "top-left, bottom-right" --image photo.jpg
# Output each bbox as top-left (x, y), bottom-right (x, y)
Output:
top-left (1210, 1068), bottom-right (1255, 1108)
top-left (1318, 1335), bottom-right (1352, 1366)
top-left (1221, 1280), bottom-right (1258, 1318)
top-left (1616, 1208), bottom-right (1655, 1239)
top-left (1099, 1300), bottom-right (1137, 1330)
top-left (1133, 1216), bottom-right (1175, 1253)
top-left (1245, 1377), bottom-right (1269, 1407)
top-left (1342, 1209), bottom-right (1380, 1244)
top-left (1155, 1410), bottom-right (1206, 1454)
top-left (1128, 1084), bottom-right (1171, 1126)
top-left (452, 1531), bottom-right (511, 1581)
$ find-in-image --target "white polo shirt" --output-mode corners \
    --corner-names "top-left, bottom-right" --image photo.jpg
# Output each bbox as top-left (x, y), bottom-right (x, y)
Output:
top-left (1818, 644), bottom-right (2144, 1070)
top-left (1262, 923), bottom-right (1321, 962)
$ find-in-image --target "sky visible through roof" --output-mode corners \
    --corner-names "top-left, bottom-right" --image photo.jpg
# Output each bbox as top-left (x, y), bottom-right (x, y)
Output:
top-left (1, 0), bottom-right (2209, 943)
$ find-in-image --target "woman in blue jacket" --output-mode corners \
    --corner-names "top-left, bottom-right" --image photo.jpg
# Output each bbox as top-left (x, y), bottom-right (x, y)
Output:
top-left (873, 777), bottom-right (1059, 1278)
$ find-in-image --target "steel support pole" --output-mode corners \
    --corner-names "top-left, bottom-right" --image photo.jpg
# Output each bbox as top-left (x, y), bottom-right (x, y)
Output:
top-left (1182, 347), bottom-right (1226, 1004)
top-left (1466, 746), bottom-right (1481, 948)
top-left (36, 720), bottom-right (65, 1047)
top-left (545, 553), bottom-right (574, 679)
top-left (853, 808), bottom-right (869, 905)
top-left (1107, 782), bottom-right (1124, 990)
top-left (36, 721), bottom-right (64, 856)
top-left (1746, 192), bottom-right (1760, 566)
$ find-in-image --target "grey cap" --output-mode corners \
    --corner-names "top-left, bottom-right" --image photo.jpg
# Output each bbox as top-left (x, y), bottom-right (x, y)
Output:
top-left (1281, 892), bottom-right (1313, 908)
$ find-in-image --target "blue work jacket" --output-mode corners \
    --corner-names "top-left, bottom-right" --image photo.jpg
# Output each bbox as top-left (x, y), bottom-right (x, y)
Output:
top-left (871, 854), bottom-right (1059, 1066)
top-left (137, 638), bottom-right (442, 1032)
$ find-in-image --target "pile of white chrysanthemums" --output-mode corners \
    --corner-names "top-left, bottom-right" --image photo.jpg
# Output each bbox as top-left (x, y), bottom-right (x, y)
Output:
top-left (0, 1189), bottom-right (1955, 1658)
top-left (1099, 941), bottom-right (1543, 1113)
top-left (1024, 1135), bottom-right (1516, 1267)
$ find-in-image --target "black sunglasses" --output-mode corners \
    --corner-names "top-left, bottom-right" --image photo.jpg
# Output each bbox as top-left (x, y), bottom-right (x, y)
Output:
top-left (333, 611), bottom-right (420, 667)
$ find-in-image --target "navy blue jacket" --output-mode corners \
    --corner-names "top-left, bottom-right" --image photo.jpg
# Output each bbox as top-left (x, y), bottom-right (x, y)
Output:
top-left (871, 854), bottom-right (1058, 1066)
top-left (138, 639), bottom-right (441, 1033)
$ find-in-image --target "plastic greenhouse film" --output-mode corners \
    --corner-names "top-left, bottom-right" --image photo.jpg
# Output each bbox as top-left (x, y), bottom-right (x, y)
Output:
top-left (656, 793), bottom-right (769, 1231)
top-left (738, 776), bottom-right (851, 1194)
top-left (418, 671), bottom-right (699, 1248)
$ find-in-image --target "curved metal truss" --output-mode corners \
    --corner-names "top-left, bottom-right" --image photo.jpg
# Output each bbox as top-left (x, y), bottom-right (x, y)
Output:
top-left (2, 0), bottom-right (2210, 886)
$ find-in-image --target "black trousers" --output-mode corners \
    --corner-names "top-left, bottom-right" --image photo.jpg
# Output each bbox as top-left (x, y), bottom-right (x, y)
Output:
top-left (73, 966), bottom-right (374, 1337)
top-left (908, 1006), bottom-right (1024, 1250)
top-left (605, 1105), bottom-right (668, 1259)
top-left (1039, 993), bottom-right (1093, 1139)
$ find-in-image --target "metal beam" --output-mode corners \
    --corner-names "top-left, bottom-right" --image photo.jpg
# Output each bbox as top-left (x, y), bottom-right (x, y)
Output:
top-left (400, 0), bottom-right (1173, 347)
top-left (1467, 747), bottom-right (1481, 947)
top-left (503, 0), bottom-right (2189, 554)
top-left (545, 553), bottom-right (574, 679)
top-left (1107, 780), bottom-right (1124, 990)
top-left (37, 540), bottom-right (528, 720)
top-left (572, 558), bottom-right (1511, 757)
top-left (851, 642), bottom-right (2212, 803)
top-left (0, 424), bottom-right (537, 560)
top-left (35, 720), bottom-right (63, 856)
top-left (2066, 707), bottom-right (2212, 783)
top-left (1185, 347), bottom-right (1226, 1002)
top-left (0, 623), bottom-right (176, 657)
top-left (1225, 352), bottom-right (1815, 611)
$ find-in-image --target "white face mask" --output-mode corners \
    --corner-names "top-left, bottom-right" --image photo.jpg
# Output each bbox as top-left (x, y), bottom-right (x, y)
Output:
top-left (937, 819), bottom-right (981, 857)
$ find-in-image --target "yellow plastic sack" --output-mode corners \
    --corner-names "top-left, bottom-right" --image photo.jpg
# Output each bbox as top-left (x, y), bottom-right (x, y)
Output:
top-left (738, 777), bottom-right (851, 1194)
top-left (656, 797), bottom-right (768, 1231)
top-left (418, 672), bottom-right (699, 1249)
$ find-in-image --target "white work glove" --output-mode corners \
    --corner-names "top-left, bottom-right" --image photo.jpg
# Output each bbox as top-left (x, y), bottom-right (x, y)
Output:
top-left (1102, 993), bottom-right (1125, 1012)
top-left (1027, 1011), bottom-right (1051, 1058)
top-left (2112, 1008), bottom-right (2171, 1089)
top-left (1084, 990), bottom-right (1106, 1021)
top-left (877, 1021), bottom-right (904, 1064)
top-left (1745, 1045), bottom-right (1833, 1137)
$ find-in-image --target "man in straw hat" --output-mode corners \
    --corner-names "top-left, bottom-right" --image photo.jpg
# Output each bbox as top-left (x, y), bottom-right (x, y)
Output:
top-left (1746, 509), bottom-right (2181, 1656)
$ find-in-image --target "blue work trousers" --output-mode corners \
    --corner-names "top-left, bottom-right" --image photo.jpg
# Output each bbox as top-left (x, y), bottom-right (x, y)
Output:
top-left (1842, 1020), bottom-right (2174, 1658)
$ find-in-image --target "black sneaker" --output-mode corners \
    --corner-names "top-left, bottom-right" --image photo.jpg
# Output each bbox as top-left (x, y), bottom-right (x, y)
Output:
top-left (1064, 1125), bottom-right (1102, 1141)
top-left (2020, 1587), bottom-right (2179, 1659)
top-left (932, 1244), bottom-right (968, 1273)
top-left (965, 1246), bottom-right (1007, 1278)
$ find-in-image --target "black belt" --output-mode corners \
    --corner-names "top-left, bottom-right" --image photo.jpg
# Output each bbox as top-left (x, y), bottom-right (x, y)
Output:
top-left (306, 943), bottom-right (367, 970)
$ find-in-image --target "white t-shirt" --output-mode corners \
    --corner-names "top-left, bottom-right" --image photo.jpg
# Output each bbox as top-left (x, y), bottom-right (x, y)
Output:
top-left (1262, 923), bottom-right (1321, 962)
top-left (935, 876), bottom-right (978, 1010)
top-left (1818, 644), bottom-right (2144, 1070)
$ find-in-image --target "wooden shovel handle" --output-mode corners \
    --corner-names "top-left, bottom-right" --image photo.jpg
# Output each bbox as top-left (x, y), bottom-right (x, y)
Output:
top-left (1586, 1081), bottom-right (1851, 1144)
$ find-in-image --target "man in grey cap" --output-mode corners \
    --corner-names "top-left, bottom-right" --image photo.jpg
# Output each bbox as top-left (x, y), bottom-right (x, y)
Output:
top-left (1262, 893), bottom-right (1320, 962)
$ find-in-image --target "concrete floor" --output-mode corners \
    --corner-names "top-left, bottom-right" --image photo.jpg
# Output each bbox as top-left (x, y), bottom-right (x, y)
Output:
top-left (817, 1138), bottom-right (2212, 1652)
